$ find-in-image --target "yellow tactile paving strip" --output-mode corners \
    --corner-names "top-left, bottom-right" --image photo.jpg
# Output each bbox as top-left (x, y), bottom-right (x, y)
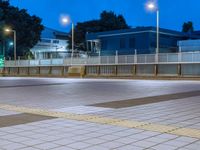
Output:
top-left (0, 103), bottom-right (200, 139)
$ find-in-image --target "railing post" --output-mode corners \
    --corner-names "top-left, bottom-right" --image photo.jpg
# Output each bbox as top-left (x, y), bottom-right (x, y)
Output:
top-left (133, 65), bottom-right (136, 76)
top-left (84, 56), bottom-right (87, 64)
top-left (62, 58), bottom-right (64, 66)
top-left (125, 55), bottom-right (128, 64)
top-left (177, 64), bottom-right (181, 77)
top-left (4, 57), bottom-right (6, 68)
top-left (18, 56), bottom-right (20, 66)
top-left (154, 64), bottom-right (158, 77)
top-left (50, 54), bottom-right (53, 65)
top-left (115, 51), bottom-right (118, 64)
top-left (28, 58), bottom-right (30, 67)
top-left (107, 56), bottom-right (109, 64)
top-left (145, 55), bottom-right (147, 64)
top-left (99, 51), bottom-right (101, 65)
top-left (134, 49), bottom-right (137, 64)
top-left (87, 56), bottom-right (90, 65)
top-left (192, 52), bottom-right (194, 62)
top-left (178, 47), bottom-right (182, 62)
top-left (70, 53), bottom-right (73, 66)
top-left (167, 53), bottom-right (169, 63)
top-left (155, 48), bottom-right (159, 63)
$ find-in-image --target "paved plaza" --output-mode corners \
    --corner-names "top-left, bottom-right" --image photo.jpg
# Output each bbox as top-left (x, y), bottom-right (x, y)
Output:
top-left (0, 77), bottom-right (200, 149)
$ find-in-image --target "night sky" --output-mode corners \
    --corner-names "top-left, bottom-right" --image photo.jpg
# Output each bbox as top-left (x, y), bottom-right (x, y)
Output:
top-left (10, 0), bottom-right (199, 32)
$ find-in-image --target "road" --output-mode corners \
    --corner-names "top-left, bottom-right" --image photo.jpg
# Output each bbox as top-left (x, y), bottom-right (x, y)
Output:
top-left (0, 77), bottom-right (200, 109)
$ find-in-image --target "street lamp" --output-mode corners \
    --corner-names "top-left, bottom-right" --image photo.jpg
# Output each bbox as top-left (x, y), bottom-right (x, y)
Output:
top-left (60, 15), bottom-right (74, 58)
top-left (5, 28), bottom-right (17, 63)
top-left (146, 1), bottom-right (159, 61)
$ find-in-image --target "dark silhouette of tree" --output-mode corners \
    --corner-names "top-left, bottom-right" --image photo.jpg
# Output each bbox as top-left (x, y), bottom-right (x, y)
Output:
top-left (182, 21), bottom-right (194, 33)
top-left (67, 11), bottom-right (130, 51)
top-left (0, 1), bottom-right (44, 59)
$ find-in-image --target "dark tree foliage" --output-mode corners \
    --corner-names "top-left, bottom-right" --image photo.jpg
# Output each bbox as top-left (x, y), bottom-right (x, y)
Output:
top-left (67, 11), bottom-right (130, 51)
top-left (0, 1), bottom-right (44, 59)
top-left (182, 21), bottom-right (194, 33)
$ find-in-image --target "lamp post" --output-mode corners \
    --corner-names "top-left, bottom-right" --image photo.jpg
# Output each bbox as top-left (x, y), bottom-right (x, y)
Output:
top-left (60, 16), bottom-right (74, 58)
top-left (146, 1), bottom-right (159, 62)
top-left (5, 28), bottom-right (17, 64)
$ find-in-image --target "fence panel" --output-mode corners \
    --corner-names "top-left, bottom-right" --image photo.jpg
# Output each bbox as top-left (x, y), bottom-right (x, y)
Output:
top-left (40, 59), bottom-right (51, 66)
top-left (182, 64), bottom-right (200, 76)
top-left (72, 58), bottom-right (86, 65)
top-left (136, 65), bottom-right (154, 75)
top-left (118, 55), bottom-right (127, 64)
top-left (181, 53), bottom-right (193, 62)
top-left (117, 65), bottom-right (133, 75)
top-left (5, 61), bottom-right (15, 67)
top-left (86, 66), bottom-right (98, 75)
top-left (87, 57), bottom-right (99, 65)
top-left (4, 52), bottom-right (200, 67)
top-left (30, 60), bottom-right (40, 66)
top-left (192, 53), bottom-right (200, 62)
top-left (166, 53), bottom-right (178, 62)
top-left (146, 54), bottom-right (155, 63)
top-left (158, 64), bottom-right (178, 76)
top-left (17, 60), bottom-right (30, 66)
top-left (100, 66), bottom-right (115, 75)
top-left (126, 55), bottom-right (135, 64)
top-left (52, 59), bottom-right (64, 65)
top-left (63, 59), bottom-right (72, 65)
top-left (137, 55), bottom-right (146, 63)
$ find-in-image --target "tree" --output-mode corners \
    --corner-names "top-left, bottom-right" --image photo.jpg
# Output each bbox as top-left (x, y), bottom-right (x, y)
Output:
top-left (100, 11), bottom-right (129, 31)
top-left (182, 21), bottom-right (194, 33)
top-left (0, 1), bottom-right (44, 59)
top-left (67, 11), bottom-right (130, 51)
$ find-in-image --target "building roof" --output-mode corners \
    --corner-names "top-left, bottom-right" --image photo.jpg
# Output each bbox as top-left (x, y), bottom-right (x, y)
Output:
top-left (41, 27), bottom-right (68, 39)
top-left (193, 31), bottom-right (200, 35)
top-left (86, 26), bottom-right (191, 41)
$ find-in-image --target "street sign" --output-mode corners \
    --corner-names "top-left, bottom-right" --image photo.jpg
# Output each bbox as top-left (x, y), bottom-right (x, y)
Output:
top-left (0, 55), bottom-right (4, 68)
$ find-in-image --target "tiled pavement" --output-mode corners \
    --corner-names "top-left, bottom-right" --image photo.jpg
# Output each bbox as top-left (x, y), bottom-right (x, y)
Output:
top-left (0, 78), bottom-right (200, 149)
top-left (0, 114), bottom-right (200, 150)
top-left (1, 97), bottom-right (200, 150)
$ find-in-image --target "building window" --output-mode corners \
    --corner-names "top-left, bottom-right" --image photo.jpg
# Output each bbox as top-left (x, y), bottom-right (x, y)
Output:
top-left (41, 39), bottom-right (51, 43)
top-left (120, 38), bottom-right (126, 49)
top-left (150, 41), bottom-right (156, 48)
top-left (102, 40), bottom-right (107, 50)
top-left (129, 37), bottom-right (135, 48)
top-left (53, 40), bottom-right (59, 44)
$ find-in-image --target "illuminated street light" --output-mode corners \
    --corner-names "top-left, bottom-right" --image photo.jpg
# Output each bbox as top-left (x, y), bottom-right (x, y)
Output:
top-left (62, 17), bottom-right (69, 25)
top-left (60, 15), bottom-right (74, 58)
top-left (9, 42), bottom-right (14, 46)
top-left (147, 2), bottom-right (156, 10)
top-left (5, 28), bottom-right (17, 64)
top-left (146, 1), bottom-right (159, 62)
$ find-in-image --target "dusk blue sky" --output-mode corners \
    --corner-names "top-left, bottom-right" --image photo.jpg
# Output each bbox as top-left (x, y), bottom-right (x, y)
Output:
top-left (10, 0), bottom-right (199, 32)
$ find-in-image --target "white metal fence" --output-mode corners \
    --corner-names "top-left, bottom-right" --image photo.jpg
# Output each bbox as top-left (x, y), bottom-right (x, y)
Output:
top-left (4, 52), bottom-right (200, 67)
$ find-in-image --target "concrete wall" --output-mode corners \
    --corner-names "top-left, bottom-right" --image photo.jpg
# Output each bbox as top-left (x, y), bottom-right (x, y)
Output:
top-left (2, 64), bottom-right (200, 78)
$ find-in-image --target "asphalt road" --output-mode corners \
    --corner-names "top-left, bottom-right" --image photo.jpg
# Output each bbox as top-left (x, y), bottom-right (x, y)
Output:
top-left (0, 77), bottom-right (200, 109)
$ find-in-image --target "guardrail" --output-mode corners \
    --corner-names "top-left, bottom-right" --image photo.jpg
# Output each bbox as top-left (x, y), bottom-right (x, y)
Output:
top-left (4, 52), bottom-right (200, 67)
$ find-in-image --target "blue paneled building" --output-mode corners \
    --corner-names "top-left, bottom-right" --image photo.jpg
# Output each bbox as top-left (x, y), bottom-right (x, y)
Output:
top-left (86, 27), bottom-right (191, 56)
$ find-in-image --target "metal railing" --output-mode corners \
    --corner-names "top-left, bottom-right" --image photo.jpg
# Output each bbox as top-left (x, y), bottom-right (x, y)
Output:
top-left (4, 52), bottom-right (200, 67)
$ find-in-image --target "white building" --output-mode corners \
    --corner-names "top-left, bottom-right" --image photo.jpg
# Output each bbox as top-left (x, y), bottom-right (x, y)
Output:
top-left (31, 27), bottom-right (69, 59)
top-left (178, 39), bottom-right (200, 52)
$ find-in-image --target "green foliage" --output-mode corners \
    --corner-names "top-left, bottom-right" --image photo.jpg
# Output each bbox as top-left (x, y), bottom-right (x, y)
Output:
top-left (67, 11), bottom-right (130, 51)
top-left (0, 55), bottom-right (4, 68)
top-left (24, 51), bottom-right (34, 59)
top-left (182, 21), bottom-right (194, 33)
top-left (0, 1), bottom-right (44, 58)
